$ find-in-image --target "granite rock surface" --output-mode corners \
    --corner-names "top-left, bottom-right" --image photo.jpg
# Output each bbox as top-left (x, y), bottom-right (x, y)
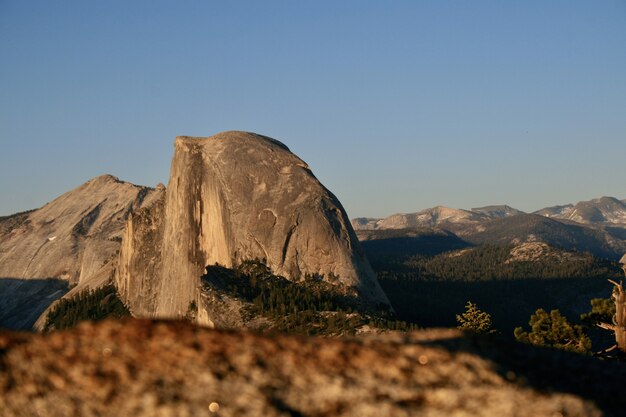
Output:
top-left (116, 132), bottom-right (389, 321)
top-left (1, 319), bottom-right (623, 417)
top-left (0, 175), bottom-right (162, 329)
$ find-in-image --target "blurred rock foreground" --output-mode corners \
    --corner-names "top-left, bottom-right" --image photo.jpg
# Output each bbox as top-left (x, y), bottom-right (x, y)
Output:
top-left (2, 319), bottom-right (625, 417)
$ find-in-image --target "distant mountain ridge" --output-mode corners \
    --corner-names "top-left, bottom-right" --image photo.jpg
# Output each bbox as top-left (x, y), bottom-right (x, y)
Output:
top-left (351, 196), bottom-right (626, 260)
top-left (471, 205), bottom-right (525, 218)
top-left (534, 196), bottom-right (626, 226)
top-left (353, 196), bottom-right (626, 230)
top-left (353, 206), bottom-right (488, 234)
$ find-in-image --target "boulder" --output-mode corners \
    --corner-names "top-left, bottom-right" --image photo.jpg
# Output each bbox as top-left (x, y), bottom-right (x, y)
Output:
top-left (0, 319), bottom-right (621, 417)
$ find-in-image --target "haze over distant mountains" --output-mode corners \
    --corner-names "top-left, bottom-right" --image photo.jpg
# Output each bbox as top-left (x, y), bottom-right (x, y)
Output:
top-left (352, 197), bottom-right (626, 260)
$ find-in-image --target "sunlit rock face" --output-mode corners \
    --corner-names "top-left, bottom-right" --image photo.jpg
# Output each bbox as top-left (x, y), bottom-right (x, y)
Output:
top-left (0, 175), bottom-right (163, 329)
top-left (0, 175), bottom-right (161, 284)
top-left (116, 131), bottom-right (389, 320)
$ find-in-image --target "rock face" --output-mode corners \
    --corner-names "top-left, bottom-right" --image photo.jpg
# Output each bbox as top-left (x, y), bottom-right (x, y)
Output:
top-left (0, 175), bottom-right (163, 329)
top-left (116, 131), bottom-right (389, 320)
top-left (2, 319), bottom-right (624, 417)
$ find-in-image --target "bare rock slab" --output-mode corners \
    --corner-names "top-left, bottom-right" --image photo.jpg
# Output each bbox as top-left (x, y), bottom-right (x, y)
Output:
top-left (0, 175), bottom-right (163, 329)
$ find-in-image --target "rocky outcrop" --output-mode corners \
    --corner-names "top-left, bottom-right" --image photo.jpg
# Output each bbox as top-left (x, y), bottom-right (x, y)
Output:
top-left (115, 194), bottom-right (166, 318)
top-left (0, 175), bottom-right (163, 329)
top-left (2, 319), bottom-right (624, 416)
top-left (116, 131), bottom-right (389, 321)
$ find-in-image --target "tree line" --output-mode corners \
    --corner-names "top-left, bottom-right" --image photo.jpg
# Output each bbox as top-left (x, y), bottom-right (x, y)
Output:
top-left (44, 284), bottom-right (130, 331)
top-left (376, 244), bottom-right (621, 282)
top-left (202, 259), bottom-right (418, 335)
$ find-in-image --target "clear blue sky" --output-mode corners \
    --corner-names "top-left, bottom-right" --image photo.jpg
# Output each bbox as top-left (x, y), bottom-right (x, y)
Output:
top-left (1, 1), bottom-right (625, 218)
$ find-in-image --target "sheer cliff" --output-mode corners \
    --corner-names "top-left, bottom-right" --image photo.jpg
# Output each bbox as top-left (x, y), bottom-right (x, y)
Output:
top-left (116, 131), bottom-right (389, 321)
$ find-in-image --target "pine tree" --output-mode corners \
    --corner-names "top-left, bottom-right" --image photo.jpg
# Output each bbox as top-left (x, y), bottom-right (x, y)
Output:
top-left (456, 301), bottom-right (495, 334)
top-left (580, 297), bottom-right (615, 325)
top-left (514, 308), bottom-right (591, 354)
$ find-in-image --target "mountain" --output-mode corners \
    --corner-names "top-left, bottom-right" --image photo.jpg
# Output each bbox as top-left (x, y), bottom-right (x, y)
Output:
top-left (464, 214), bottom-right (626, 259)
top-left (2, 319), bottom-right (625, 417)
top-left (352, 197), bottom-right (626, 260)
top-left (0, 175), bottom-right (163, 329)
top-left (351, 217), bottom-right (379, 230)
top-left (356, 227), bottom-right (471, 259)
top-left (533, 204), bottom-right (574, 219)
top-left (535, 197), bottom-right (626, 227)
top-left (1, 132), bottom-right (390, 331)
top-left (352, 206), bottom-right (490, 235)
top-left (471, 204), bottom-right (525, 218)
top-left (353, 209), bottom-right (626, 333)
top-left (351, 205), bottom-right (527, 236)
top-left (116, 131), bottom-right (390, 323)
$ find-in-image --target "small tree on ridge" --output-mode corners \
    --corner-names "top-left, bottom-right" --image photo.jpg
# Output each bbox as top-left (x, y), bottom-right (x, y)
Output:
top-left (456, 301), bottom-right (495, 334)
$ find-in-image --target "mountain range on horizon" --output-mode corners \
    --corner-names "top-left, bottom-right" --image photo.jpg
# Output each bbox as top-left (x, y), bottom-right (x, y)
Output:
top-left (352, 197), bottom-right (626, 263)
top-left (1, 127), bottom-right (625, 334)
top-left (352, 197), bottom-right (626, 231)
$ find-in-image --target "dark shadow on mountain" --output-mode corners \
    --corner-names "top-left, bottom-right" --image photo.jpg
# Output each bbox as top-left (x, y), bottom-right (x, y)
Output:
top-left (358, 228), bottom-right (471, 260)
top-left (381, 277), bottom-right (613, 341)
top-left (0, 278), bottom-right (70, 331)
top-left (605, 226), bottom-right (626, 240)
top-left (465, 214), bottom-right (621, 259)
top-left (420, 332), bottom-right (626, 416)
top-left (0, 209), bottom-right (34, 235)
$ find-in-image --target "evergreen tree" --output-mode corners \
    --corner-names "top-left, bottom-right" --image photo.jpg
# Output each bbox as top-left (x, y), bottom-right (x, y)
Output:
top-left (44, 285), bottom-right (130, 331)
top-left (202, 259), bottom-right (417, 335)
top-left (456, 301), bottom-right (495, 334)
top-left (580, 297), bottom-right (615, 325)
top-left (514, 308), bottom-right (591, 354)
